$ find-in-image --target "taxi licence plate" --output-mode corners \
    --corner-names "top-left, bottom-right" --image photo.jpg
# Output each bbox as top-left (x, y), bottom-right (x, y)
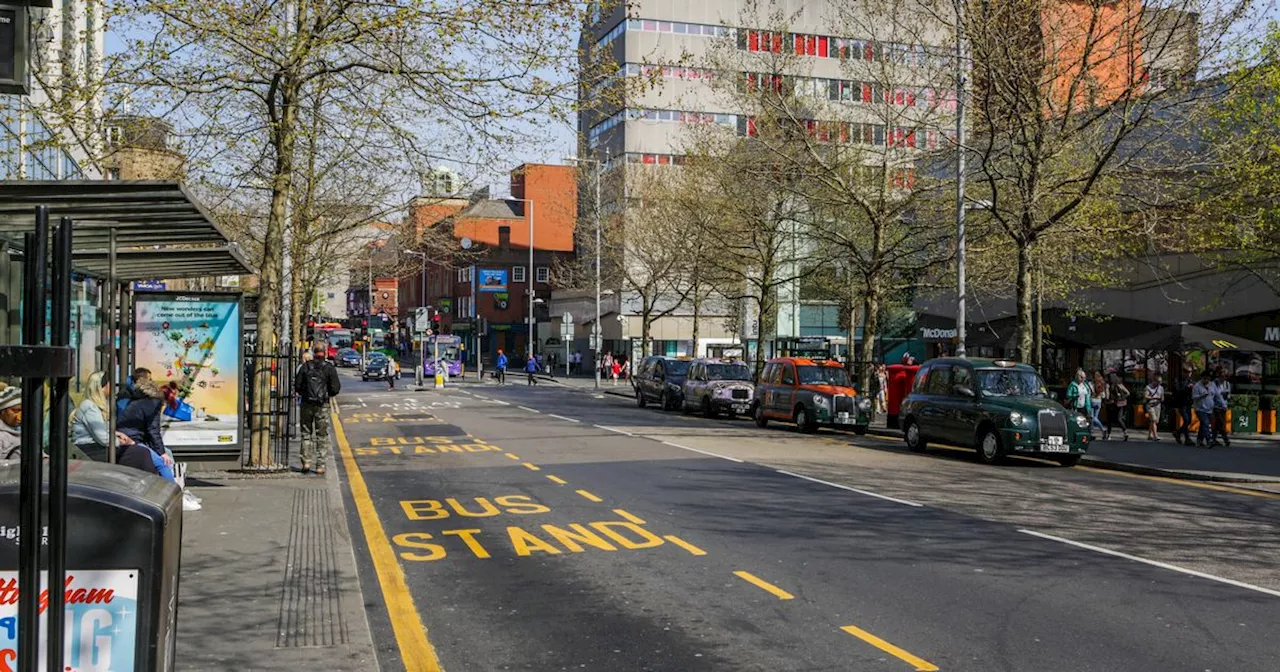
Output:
top-left (1041, 435), bottom-right (1068, 452)
top-left (836, 412), bottom-right (852, 424)
top-left (732, 405), bottom-right (748, 414)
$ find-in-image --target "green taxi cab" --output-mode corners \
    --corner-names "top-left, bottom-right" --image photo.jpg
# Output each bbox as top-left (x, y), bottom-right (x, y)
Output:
top-left (899, 358), bottom-right (1090, 466)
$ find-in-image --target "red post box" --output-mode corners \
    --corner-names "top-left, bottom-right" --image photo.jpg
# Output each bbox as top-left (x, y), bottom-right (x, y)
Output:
top-left (886, 364), bottom-right (921, 429)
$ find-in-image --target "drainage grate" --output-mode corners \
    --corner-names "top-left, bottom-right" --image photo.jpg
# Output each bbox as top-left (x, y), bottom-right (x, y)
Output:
top-left (277, 488), bottom-right (349, 647)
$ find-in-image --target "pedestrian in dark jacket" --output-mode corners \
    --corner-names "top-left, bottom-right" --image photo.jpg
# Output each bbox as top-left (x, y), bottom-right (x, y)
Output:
top-left (117, 378), bottom-right (170, 461)
top-left (294, 344), bottom-right (342, 474)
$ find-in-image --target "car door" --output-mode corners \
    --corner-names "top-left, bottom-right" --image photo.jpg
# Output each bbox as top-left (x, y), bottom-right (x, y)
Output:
top-left (758, 364), bottom-right (777, 416)
top-left (775, 362), bottom-right (798, 418)
top-left (689, 363), bottom-right (706, 406)
top-left (949, 364), bottom-right (981, 444)
top-left (920, 364), bottom-right (953, 442)
top-left (637, 357), bottom-right (655, 399)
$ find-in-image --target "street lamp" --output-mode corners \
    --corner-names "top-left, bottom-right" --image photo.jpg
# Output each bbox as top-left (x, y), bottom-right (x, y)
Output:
top-left (507, 197), bottom-right (536, 357)
top-left (564, 151), bottom-right (608, 390)
top-left (403, 249), bottom-right (428, 386)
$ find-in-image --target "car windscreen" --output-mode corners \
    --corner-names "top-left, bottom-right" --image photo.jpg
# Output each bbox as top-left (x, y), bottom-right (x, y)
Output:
top-left (706, 364), bottom-right (752, 381)
top-left (797, 366), bottom-right (851, 387)
top-left (977, 369), bottom-right (1047, 398)
top-left (665, 360), bottom-right (691, 376)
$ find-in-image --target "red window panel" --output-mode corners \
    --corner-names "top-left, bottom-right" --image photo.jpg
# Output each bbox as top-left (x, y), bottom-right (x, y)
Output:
top-left (771, 32), bottom-right (783, 53)
top-left (906, 130), bottom-right (916, 148)
top-left (642, 154), bottom-right (656, 164)
top-left (865, 43), bottom-right (875, 61)
top-left (818, 36), bottom-right (829, 58)
top-left (747, 118), bottom-right (758, 137)
top-left (806, 35), bottom-right (817, 56)
top-left (749, 30), bottom-right (760, 52)
top-left (658, 155), bottom-right (671, 165)
top-left (894, 90), bottom-right (905, 105)
top-left (862, 84), bottom-right (872, 103)
top-left (839, 123), bottom-right (849, 144)
top-left (794, 34), bottom-right (805, 55)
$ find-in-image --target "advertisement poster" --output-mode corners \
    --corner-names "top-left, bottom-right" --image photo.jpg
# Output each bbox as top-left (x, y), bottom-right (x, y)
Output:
top-left (477, 269), bottom-right (508, 293)
top-left (134, 293), bottom-right (243, 448)
top-left (0, 569), bottom-right (139, 671)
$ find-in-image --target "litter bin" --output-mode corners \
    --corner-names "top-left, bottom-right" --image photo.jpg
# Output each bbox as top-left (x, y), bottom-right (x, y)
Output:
top-left (0, 460), bottom-right (182, 671)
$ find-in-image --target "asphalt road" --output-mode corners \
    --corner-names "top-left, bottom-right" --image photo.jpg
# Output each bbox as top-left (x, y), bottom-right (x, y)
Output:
top-left (332, 371), bottom-right (1280, 672)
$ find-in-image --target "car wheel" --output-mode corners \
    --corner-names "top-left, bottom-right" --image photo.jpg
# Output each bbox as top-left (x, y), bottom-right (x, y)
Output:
top-left (853, 425), bottom-right (868, 436)
top-left (794, 405), bottom-right (818, 433)
top-left (1055, 454), bottom-right (1082, 467)
top-left (361, 376), bottom-right (367, 382)
top-left (904, 420), bottom-right (927, 452)
top-left (977, 428), bottom-right (1005, 465)
top-left (681, 397), bottom-right (693, 414)
top-left (753, 403), bottom-right (768, 428)
top-left (702, 397), bottom-right (717, 419)
top-left (636, 390), bottom-right (647, 408)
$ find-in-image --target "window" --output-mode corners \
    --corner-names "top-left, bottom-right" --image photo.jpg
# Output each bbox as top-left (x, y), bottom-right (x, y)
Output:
top-left (327, 292), bottom-right (335, 299)
top-left (952, 367), bottom-right (973, 395)
top-left (536, 267), bottom-right (550, 283)
top-left (512, 266), bottom-right (526, 283)
top-left (780, 364), bottom-right (796, 386)
top-left (926, 366), bottom-right (954, 395)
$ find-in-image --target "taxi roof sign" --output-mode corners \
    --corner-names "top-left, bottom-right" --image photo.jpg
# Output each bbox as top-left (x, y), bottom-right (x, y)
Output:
top-left (994, 360), bottom-right (1018, 367)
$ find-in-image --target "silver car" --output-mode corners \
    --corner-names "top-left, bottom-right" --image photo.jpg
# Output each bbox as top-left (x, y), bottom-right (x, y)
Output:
top-left (682, 359), bottom-right (755, 418)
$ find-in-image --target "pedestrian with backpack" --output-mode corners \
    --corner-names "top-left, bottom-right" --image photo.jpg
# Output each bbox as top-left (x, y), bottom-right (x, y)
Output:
top-left (495, 349), bottom-right (508, 385)
top-left (525, 353), bottom-right (540, 386)
top-left (294, 343), bottom-right (341, 475)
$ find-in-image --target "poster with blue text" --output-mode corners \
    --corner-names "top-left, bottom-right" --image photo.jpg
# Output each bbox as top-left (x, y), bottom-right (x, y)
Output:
top-left (134, 293), bottom-right (243, 448)
top-left (0, 569), bottom-right (139, 671)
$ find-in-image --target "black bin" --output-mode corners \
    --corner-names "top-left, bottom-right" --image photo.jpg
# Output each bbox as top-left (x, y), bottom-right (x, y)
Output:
top-left (0, 461), bottom-right (182, 671)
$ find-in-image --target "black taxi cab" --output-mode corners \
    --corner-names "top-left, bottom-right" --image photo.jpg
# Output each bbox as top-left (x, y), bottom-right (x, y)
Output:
top-left (899, 358), bottom-right (1090, 466)
top-left (752, 357), bottom-right (872, 433)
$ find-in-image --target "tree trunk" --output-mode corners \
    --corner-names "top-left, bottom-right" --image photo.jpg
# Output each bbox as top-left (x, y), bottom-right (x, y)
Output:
top-left (248, 77), bottom-right (298, 468)
top-left (858, 275), bottom-right (881, 393)
top-left (690, 282), bottom-right (701, 358)
top-left (1015, 240), bottom-right (1035, 363)
top-left (640, 299), bottom-right (653, 358)
top-left (289, 237), bottom-right (303, 349)
top-left (1032, 263), bottom-right (1043, 367)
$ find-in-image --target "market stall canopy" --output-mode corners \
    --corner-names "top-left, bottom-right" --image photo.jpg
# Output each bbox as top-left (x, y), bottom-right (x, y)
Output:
top-left (0, 180), bottom-right (252, 279)
top-left (1096, 323), bottom-right (1278, 353)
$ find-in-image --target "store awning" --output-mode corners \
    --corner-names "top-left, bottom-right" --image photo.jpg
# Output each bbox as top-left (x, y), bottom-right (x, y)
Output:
top-left (0, 180), bottom-right (252, 279)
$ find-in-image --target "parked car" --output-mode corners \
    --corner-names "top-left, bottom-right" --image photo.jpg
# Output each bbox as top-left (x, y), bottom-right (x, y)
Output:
top-left (361, 353), bottom-right (391, 381)
top-left (899, 357), bottom-right (1090, 466)
top-left (682, 359), bottom-right (754, 418)
top-left (633, 356), bottom-right (693, 410)
top-left (752, 357), bottom-right (871, 433)
top-left (336, 348), bottom-right (362, 368)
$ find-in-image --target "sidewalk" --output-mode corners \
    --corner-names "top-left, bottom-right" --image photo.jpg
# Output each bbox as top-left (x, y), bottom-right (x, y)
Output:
top-left (179, 458), bottom-right (379, 670)
top-left (1081, 437), bottom-right (1280, 483)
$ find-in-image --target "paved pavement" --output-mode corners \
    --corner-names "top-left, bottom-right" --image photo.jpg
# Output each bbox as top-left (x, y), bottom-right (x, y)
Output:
top-left (179, 463), bottom-right (379, 670)
top-left (330, 370), bottom-right (1280, 671)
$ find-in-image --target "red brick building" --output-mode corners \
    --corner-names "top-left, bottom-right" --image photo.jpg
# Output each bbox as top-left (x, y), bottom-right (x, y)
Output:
top-left (399, 164), bottom-right (578, 362)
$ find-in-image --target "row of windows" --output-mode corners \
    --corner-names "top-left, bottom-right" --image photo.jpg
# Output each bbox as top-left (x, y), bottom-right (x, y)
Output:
top-left (739, 116), bottom-right (952, 150)
top-left (626, 63), bottom-right (716, 81)
top-left (739, 29), bottom-right (945, 69)
top-left (589, 107), bottom-right (740, 147)
top-left (777, 75), bottom-right (957, 112)
top-left (597, 17), bottom-right (735, 50)
top-left (455, 266), bottom-right (549, 284)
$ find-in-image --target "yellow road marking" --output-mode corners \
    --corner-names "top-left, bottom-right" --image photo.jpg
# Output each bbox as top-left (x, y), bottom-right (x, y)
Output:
top-left (612, 508), bottom-right (646, 525)
top-left (840, 625), bottom-right (938, 671)
top-left (575, 489), bottom-right (603, 502)
top-left (1075, 466), bottom-right (1280, 499)
top-left (546, 474), bottom-right (568, 485)
top-left (664, 535), bottom-right (707, 556)
top-left (331, 408), bottom-right (442, 672)
top-left (522, 462), bottom-right (541, 471)
top-left (505, 453), bottom-right (521, 460)
top-left (734, 570), bottom-right (794, 600)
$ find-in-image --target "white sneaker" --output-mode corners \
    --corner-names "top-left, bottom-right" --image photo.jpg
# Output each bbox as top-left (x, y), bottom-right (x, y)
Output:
top-left (182, 491), bottom-right (203, 511)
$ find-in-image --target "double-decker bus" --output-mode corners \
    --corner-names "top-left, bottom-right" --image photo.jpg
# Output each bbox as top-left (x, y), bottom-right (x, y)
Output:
top-left (315, 322), bottom-right (354, 359)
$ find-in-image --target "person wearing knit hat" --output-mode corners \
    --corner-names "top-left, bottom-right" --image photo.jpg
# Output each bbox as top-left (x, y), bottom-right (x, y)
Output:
top-left (0, 387), bottom-right (22, 460)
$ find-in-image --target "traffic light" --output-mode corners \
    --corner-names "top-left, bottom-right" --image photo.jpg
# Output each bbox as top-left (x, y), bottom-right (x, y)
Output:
top-left (432, 310), bottom-right (441, 324)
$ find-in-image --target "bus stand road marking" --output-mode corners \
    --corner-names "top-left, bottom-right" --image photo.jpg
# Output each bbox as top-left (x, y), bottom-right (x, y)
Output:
top-left (576, 489), bottom-right (603, 503)
top-left (546, 475), bottom-right (568, 485)
top-left (840, 625), bottom-right (939, 671)
top-left (733, 571), bottom-right (794, 600)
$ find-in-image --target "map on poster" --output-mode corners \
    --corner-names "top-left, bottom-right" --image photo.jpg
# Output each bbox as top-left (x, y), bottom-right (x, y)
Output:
top-left (134, 294), bottom-right (242, 447)
top-left (0, 569), bottom-right (139, 671)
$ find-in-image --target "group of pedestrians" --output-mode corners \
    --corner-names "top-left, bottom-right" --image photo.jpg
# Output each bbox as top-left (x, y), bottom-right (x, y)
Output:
top-left (1066, 366), bottom-right (1234, 447)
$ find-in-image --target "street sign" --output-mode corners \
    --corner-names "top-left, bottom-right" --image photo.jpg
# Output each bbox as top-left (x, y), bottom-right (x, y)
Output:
top-left (562, 312), bottom-right (573, 324)
top-left (415, 306), bottom-right (432, 332)
top-left (560, 322), bottom-right (573, 339)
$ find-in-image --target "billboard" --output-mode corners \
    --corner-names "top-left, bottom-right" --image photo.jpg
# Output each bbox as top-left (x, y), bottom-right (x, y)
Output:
top-left (477, 269), bottom-right (508, 292)
top-left (133, 292), bottom-right (243, 450)
top-left (0, 569), bottom-right (139, 670)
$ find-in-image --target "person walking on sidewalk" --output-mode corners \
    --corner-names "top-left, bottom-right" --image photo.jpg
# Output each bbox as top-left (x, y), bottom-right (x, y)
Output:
top-left (295, 344), bottom-right (341, 475)
top-left (1213, 367), bottom-right (1232, 448)
top-left (491, 350), bottom-right (506, 381)
top-left (1192, 370), bottom-right (1217, 448)
top-left (1102, 372), bottom-right (1129, 441)
top-left (1089, 371), bottom-right (1106, 435)
top-left (1144, 374), bottom-right (1165, 441)
top-left (525, 353), bottom-right (540, 386)
top-left (1171, 367), bottom-right (1194, 445)
top-left (1067, 369), bottom-right (1093, 424)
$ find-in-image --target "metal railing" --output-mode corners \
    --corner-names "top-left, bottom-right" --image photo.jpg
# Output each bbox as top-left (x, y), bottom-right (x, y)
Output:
top-left (244, 343), bottom-right (297, 469)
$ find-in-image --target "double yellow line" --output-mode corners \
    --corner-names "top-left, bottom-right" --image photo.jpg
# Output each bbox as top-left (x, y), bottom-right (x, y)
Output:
top-left (333, 407), bottom-right (444, 672)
